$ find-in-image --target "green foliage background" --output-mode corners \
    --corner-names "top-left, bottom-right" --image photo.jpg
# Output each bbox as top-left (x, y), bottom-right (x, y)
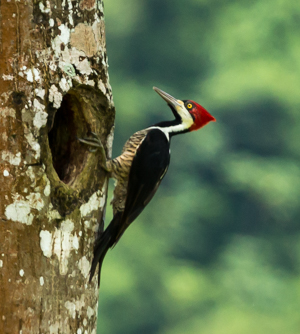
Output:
top-left (98, 0), bottom-right (300, 333)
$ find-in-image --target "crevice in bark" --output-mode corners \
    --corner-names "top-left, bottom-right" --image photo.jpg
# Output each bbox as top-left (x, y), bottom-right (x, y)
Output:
top-left (48, 92), bottom-right (89, 184)
top-left (44, 85), bottom-right (115, 216)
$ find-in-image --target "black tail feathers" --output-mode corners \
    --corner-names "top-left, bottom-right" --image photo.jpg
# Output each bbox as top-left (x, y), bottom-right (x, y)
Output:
top-left (89, 211), bottom-right (123, 286)
top-left (89, 241), bottom-right (109, 286)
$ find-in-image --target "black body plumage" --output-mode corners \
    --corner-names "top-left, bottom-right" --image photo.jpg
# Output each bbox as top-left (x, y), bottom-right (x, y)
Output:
top-left (90, 129), bottom-right (170, 284)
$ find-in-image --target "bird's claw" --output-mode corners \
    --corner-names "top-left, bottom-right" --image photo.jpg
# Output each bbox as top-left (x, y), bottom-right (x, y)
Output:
top-left (78, 132), bottom-right (103, 147)
top-left (78, 132), bottom-right (109, 172)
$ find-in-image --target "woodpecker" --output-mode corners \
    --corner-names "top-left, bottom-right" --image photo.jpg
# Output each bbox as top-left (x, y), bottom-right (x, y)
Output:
top-left (79, 87), bottom-right (216, 285)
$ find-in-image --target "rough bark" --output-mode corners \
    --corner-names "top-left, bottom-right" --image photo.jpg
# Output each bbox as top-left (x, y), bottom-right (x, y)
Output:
top-left (0, 0), bottom-right (114, 333)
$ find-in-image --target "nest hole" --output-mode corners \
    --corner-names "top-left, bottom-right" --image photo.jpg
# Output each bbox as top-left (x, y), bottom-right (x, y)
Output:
top-left (48, 93), bottom-right (89, 184)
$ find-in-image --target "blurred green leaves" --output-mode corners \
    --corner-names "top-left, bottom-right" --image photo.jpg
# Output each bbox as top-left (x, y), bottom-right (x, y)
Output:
top-left (98, 0), bottom-right (300, 333)
top-left (223, 155), bottom-right (300, 213)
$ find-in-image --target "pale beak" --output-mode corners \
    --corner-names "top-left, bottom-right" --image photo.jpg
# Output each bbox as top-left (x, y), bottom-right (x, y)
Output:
top-left (153, 87), bottom-right (183, 109)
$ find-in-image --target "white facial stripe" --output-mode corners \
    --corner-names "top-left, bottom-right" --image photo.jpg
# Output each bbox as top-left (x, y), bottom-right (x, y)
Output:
top-left (150, 103), bottom-right (194, 135)
top-left (175, 104), bottom-right (194, 127)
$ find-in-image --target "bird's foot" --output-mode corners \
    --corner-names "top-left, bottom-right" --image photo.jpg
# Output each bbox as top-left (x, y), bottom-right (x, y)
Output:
top-left (78, 132), bottom-right (109, 172)
top-left (78, 132), bottom-right (103, 151)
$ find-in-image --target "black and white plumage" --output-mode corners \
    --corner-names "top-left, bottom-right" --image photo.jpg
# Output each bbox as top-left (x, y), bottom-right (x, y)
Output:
top-left (79, 87), bottom-right (216, 286)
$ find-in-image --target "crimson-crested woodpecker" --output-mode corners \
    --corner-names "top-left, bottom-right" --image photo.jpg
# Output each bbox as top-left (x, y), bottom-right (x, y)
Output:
top-left (79, 87), bottom-right (216, 285)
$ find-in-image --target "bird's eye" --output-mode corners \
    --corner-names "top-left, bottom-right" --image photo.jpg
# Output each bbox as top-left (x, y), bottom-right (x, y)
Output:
top-left (186, 103), bottom-right (193, 109)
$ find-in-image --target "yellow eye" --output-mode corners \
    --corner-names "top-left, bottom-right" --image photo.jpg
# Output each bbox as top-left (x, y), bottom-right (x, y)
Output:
top-left (187, 103), bottom-right (193, 109)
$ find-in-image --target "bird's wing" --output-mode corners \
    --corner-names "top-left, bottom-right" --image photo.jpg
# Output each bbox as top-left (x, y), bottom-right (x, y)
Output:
top-left (114, 128), bottom-right (170, 244)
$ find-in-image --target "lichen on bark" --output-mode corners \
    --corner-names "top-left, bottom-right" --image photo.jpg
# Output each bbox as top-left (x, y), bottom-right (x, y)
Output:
top-left (0, 0), bottom-right (114, 332)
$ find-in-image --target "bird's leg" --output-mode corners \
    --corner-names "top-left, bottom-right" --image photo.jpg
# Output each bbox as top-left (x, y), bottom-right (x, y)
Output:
top-left (78, 132), bottom-right (109, 172)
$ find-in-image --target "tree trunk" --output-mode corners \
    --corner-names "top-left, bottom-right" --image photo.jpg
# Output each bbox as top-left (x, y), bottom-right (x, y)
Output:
top-left (0, 0), bottom-right (114, 333)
